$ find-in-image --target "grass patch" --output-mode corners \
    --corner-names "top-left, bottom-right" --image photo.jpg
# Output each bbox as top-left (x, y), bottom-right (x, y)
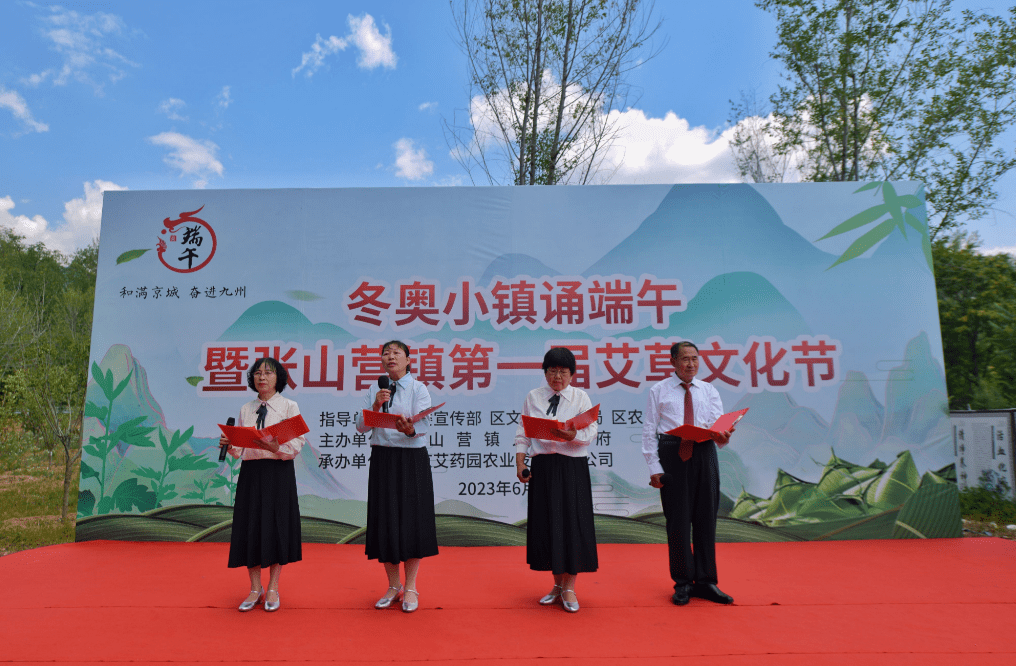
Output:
top-left (0, 448), bottom-right (78, 556)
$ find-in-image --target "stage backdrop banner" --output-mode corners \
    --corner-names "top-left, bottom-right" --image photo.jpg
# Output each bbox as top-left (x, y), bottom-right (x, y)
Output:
top-left (76, 183), bottom-right (961, 544)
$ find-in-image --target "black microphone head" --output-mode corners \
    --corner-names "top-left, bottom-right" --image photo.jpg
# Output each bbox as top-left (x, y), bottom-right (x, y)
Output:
top-left (378, 375), bottom-right (390, 390)
top-left (522, 468), bottom-right (531, 479)
top-left (660, 473), bottom-right (674, 487)
top-left (226, 417), bottom-right (235, 427)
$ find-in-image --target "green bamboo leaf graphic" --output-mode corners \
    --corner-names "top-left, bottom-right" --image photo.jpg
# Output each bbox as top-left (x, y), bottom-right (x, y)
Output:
top-left (132, 465), bottom-right (163, 480)
top-left (815, 203), bottom-right (890, 241)
top-left (84, 401), bottom-right (107, 420)
top-left (896, 194), bottom-right (922, 209)
top-left (185, 376), bottom-right (203, 386)
top-left (827, 218), bottom-right (896, 269)
top-left (116, 249), bottom-right (150, 264)
top-left (853, 181), bottom-right (883, 193)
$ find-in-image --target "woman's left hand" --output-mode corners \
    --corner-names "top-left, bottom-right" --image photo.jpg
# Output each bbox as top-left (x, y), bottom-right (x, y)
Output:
top-left (256, 432), bottom-right (280, 453)
top-left (394, 415), bottom-right (416, 437)
top-left (550, 428), bottom-right (576, 442)
top-left (713, 428), bottom-right (733, 446)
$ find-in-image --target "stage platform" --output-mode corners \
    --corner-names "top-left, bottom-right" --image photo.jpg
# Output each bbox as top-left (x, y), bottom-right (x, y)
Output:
top-left (2, 538), bottom-right (1014, 664)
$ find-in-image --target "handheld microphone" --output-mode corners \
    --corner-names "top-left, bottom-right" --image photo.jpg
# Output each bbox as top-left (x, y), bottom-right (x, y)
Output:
top-left (521, 468), bottom-right (531, 480)
top-left (218, 417), bottom-right (235, 462)
top-left (659, 473), bottom-right (674, 487)
top-left (377, 375), bottom-right (390, 413)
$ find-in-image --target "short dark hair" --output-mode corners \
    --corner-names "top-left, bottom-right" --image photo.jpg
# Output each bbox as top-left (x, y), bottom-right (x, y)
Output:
top-left (671, 341), bottom-right (698, 357)
top-left (543, 347), bottom-right (577, 374)
top-left (380, 340), bottom-right (412, 372)
top-left (247, 357), bottom-right (289, 393)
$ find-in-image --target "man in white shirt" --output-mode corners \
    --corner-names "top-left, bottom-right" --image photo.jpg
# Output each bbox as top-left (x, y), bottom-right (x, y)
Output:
top-left (642, 341), bottom-right (734, 606)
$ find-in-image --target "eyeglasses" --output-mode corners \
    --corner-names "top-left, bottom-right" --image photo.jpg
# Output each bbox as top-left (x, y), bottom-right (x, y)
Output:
top-left (253, 369), bottom-right (277, 377)
top-left (545, 369), bottom-right (571, 377)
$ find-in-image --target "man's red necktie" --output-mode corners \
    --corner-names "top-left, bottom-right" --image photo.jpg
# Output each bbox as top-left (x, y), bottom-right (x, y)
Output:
top-left (680, 382), bottom-right (694, 461)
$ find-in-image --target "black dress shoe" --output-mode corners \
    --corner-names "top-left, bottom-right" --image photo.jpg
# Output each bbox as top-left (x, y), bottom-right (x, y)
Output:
top-left (671, 585), bottom-right (691, 606)
top-left (690, 583), bottom-right (733, 604)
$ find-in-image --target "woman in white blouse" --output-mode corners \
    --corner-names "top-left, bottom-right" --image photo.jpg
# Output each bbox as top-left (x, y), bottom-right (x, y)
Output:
top-left (515, 347), bottom-right (598, 612)
top-left (354, 340), bottom-right (438, 613)
top-left (218, 357), bottom-right (305, 612)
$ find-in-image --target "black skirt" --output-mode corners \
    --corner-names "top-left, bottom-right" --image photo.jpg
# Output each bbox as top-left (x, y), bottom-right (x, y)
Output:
top-left (228, 458), bottom-right (302, 568)
top-left (526, 454), bottom-right (598, 574)
top-left (365, 446), bottom-right (439, 564)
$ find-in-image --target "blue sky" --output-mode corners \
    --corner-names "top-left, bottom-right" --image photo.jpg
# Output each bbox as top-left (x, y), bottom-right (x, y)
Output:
top-left (1, 0), bottom-right (1013, 257)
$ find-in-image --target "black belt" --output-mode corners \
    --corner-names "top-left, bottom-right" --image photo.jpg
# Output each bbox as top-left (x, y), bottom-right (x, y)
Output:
top-left (659, 434), bottom-right (711, 445)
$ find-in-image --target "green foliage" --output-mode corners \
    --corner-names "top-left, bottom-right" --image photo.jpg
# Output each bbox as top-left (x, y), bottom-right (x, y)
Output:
top-left (741, 0), bottom-right (1016, 238)
top-left (958, 471), bottom-right (1016, 523)
top-left (211, 455), bottom-right (240, 505)
top-left (932, 233), bottom-right (1016, 409)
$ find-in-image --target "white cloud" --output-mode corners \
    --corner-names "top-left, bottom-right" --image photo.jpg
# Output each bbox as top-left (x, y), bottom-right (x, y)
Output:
top-left (216, 86), bottom-right (232, 110)
top-left (393, 138), bottom-right (433, 181)
top-left (147, 132), bottom-right (224, 188)
top-left (0, 180), bottom-right (126, 255)
top-left (157, 98), bottom-right (188, 121)
top-left (23, 6), bottom-right (139, 95)
top-left (292, 14), bottom-right (396, 77)
top-left (0, 86), bottom-right (49, 134)
top-left (601, 110), bottom-right (740, 184)
top-left (980, 246), bottom-right (1016, 258)
top-left (463, 73), bottom-right (743, 184)
top-left (418, 101), bottom-right (437, 112)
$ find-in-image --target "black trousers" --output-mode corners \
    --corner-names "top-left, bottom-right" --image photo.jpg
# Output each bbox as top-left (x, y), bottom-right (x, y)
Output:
top-left (659, 436), bottom-right (719, 588)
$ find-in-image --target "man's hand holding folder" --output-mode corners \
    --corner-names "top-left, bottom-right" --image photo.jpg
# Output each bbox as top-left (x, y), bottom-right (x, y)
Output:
top-left (664, 408), bottom-right (748, 446)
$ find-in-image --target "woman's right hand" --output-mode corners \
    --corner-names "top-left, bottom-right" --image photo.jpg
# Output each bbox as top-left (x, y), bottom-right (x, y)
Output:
top-left (372, 389), bottom-right (391, 412)
top-left (517, 465), bottom-right (530, 484)
top-left (218, 434), bottom-right (230, 449)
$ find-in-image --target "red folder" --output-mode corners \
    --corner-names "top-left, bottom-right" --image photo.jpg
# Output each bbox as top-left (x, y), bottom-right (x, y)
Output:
top-left (664, 408), bottom-right (748, 444)
top-left (361, 402), bottom-right (446, 430)
top-left (217, 414), bottom-right (310, 451)
top-left (521, 404), bottom-right (600, 442)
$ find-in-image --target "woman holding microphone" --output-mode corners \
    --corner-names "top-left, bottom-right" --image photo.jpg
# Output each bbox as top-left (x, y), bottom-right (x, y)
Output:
top-left (515, 347), bottom-right (598, 612)
top-left (354, 340), bottom-right (438, 613)
top-left (218, 357), bottom-right (305, 613)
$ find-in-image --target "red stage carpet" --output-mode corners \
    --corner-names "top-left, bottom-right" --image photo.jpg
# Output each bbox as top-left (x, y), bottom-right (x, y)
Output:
top-left (2, 539), bottom-right (1014, 664)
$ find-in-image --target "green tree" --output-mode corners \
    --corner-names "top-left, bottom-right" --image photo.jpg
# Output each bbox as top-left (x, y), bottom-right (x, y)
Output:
top-left (733, 0), bottom-right (1016, 238)
top-left (932, 234), bottom-right (1016, 409)
top-left (447, 0), bottom-right (664, 185)
top-left (0, 235), bottom-right (97, 520)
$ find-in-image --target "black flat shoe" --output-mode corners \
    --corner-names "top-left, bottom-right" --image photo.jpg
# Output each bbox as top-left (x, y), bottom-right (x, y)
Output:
top-left (690, 583), bottom-right (733, 604)
top-left (671, 584), bottom-right (691, 606)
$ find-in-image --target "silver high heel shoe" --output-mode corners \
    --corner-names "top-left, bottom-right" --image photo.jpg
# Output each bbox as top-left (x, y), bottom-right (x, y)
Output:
top-left (402, 588), bottom-right (419, 613)
top-left (561, 589), bottom-right (579, 613)
top-left (375, 585), bottom-right (403, 609)
top-left (238, 589), bottom-right (265, 612)
top-left (264, 589), bottom-right (281, 612)
top-left (539, 585), bottom-right (563, 605)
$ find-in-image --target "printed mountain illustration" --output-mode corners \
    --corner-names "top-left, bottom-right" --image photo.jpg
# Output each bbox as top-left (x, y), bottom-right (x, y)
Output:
top-left (826, 371), bottom-right (885, 462)
top-left (582, 184), bottom-right (834, 297)
top-left (480, 253), bottom-right (560, 285)
top-left (722, 331), bottom-right (949, 496)
top-left (880, 331), bottom-right (948, 445)
top-left (219, 300), bottom-right (355, 348)
top-left (627, 271), bottom-right (811, 342)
